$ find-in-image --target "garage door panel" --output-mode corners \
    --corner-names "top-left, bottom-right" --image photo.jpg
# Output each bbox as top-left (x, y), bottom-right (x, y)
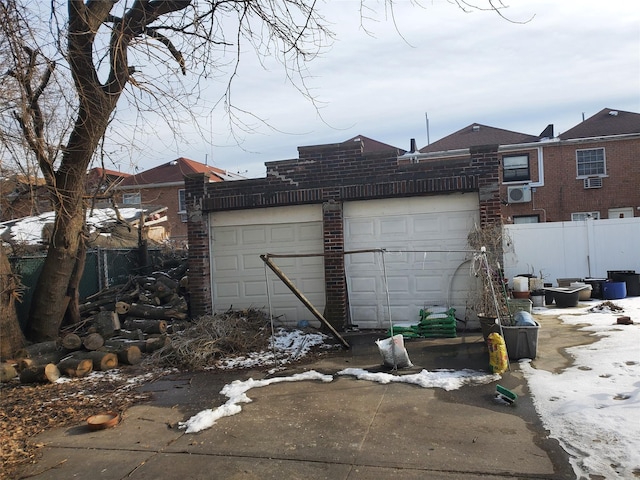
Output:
top-left (345, 195), bottom-right (478, 329)
top-left (216, 282), bottom-right (240, 299)
top-left (299, 224), bottom-right (323, 240)
top-left (380, 218), bottom-right (408, 236)
top-left (211, 205), bottom-right (324, 325)
top-left (270, 225), bottom-right (295, 242)
top-left (214, 255), bottom-right (239, 271)
top-left (346, 219), bottom-right (375, 237)
top-left (244, 280), bottom-right (267, 297)
top-left (214, 228), bottom-right (238, 246)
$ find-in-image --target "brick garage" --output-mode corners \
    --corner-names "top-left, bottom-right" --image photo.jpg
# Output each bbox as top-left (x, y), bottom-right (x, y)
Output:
top-left (185, 139), bottom-right (502, 328)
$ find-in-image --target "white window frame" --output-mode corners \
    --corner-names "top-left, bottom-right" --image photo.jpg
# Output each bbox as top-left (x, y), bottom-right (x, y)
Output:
top-left (503, 154), bottom-right (530, 183)
top-left (122, 192), bottom-right (141, 205)
top-left (576, 148), bottom-right (606, 178)
top-left (571, 211), bottom-right (600, 221)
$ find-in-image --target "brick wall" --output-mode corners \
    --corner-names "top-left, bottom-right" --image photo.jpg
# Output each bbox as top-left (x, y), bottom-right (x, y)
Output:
top-left (502, 138), bottom-right (640, 222)
top-left (187, 141), bottom-right (501, 326)
top-left (184, 173), bottom-right (212, 317)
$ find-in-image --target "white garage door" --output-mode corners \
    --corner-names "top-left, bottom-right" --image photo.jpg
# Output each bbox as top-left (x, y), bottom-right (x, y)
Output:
top-left (210, 205), bottom-right (325, 325)
top-left (344, 194), bottom-right (479, 329)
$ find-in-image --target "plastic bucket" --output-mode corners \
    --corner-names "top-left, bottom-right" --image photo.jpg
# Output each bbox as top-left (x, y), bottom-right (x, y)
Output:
top-left (531, 293), bottom-right (544, 308)
top-left (607, 271), bottom-right (640, 297)
top-left (513, 277), bottom-right (529, 292)
top-left (602, 282), bottom-right (627, 300)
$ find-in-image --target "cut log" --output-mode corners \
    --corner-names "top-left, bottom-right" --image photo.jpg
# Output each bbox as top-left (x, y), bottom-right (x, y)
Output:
top-left (83, 333), bottom-right (105, 351)
top-left (19, 364), bottom-right (60, 384)
top-left (14, 340), bottom-right (61, 359)
top-left (145, 335), bottom-right (171, 353)
top-left (70, 351), bottom-right (118, 371)
top-left (19, 351), bottom-right (65, 366)
top-left (1, 363), bottom-right (18, 382)
top-left (61, 333), bottom-right (83, 351)
top-left (112, 329), bottom-right (145, 340)
top-left (57, 357), bottom-right (93, 378)
top-left (92, 311), bottom-right (121, 339)
top-left (115, 301), bottom-right (130, 315)
top-left (105, 338), bottom-right (147, 352)
top-left (100, 345), bottom-right (142, 365)
top-left (17, 357), bottom-right (35, 371)
top-left (123, 318), bottom-right (167, 334)
top-left (122, 302), bottom-right (187, 321)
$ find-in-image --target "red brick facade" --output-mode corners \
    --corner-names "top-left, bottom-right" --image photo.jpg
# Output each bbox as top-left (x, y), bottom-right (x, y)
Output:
top-left (500, 137), bottom-right (640, 222)
top-left (185, 140), bottom-right (502, 327)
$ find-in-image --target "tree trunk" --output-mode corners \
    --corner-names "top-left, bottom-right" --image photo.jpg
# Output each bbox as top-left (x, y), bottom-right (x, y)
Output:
top-left (0, 245), bottom-right (26, 359)
top-left (63, 236), bottom-right (87, 327)
top-left (26, 207), bottom-right (82, 341)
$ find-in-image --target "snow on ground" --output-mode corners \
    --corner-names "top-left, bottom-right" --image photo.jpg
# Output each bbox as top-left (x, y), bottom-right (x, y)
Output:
top-left (215, 329), bottom-right (333, 370)
top-left (521, 296), bottom-right (640, 480)
top-left (178, 297), bottom-right (640, 479)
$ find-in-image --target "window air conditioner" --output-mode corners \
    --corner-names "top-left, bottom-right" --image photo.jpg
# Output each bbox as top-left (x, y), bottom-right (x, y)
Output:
top-left (507, 185), bottom-right (531, 203)
top-left (584, 177), bottom-right (603, 189)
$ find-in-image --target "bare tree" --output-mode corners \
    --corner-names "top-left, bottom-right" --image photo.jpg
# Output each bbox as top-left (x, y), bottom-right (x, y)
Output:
top-left (1, 0), bottom-right (508, 343)
top-left (0, 0), bottom-right (333, 341)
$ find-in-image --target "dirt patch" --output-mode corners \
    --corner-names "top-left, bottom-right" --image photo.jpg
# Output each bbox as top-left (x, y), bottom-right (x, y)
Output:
top-left (0, 367), bottom-right (166, 480)
top-left (531, 313), bottom-right (598, 374)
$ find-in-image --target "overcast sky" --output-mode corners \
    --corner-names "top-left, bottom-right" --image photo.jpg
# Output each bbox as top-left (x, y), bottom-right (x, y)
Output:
top-left (113, 0), bottom-right (639, 178)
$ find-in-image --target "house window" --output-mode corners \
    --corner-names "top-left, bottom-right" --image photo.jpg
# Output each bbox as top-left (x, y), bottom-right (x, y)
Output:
top-left (513, 215), bottom-right (539, 224)
top-left (178, 189), bottom-right (187, 222)
top-left (576, 148), bottom-right (605, 177)
top-left (503, 155), bottom-right (530, 182)
top-left (122, 192), bottom-right (141, 205)
top-left (571, 211), bottom-right (600, 221)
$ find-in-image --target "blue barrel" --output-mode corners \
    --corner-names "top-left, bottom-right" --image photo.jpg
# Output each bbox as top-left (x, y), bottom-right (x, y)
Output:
top-left (602, 282), bottom-right (627, 300)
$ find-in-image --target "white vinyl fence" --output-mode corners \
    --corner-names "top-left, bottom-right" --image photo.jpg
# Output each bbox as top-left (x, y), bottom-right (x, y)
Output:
top-left (503, 217), bottom-right (640, 285)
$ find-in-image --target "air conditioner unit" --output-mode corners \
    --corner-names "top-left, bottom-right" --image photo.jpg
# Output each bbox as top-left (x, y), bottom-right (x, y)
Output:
top-left (584, 177), bottom-right (603, 189)
top-left (507, 185), bottom-right (531, 203)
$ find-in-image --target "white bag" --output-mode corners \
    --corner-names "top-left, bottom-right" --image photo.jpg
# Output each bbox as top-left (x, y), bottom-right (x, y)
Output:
top-left (376, 334), bottom-right (413, 369)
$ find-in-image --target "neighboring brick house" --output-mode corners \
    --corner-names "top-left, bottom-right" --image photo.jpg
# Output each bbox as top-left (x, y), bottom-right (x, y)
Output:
top-left (0, 174), bottom-right (48, 222)
top-left (417, 107), bottom-right (640, 223)
top-left (185, 135), bottom-right (503, 329)
top-left (118, 158), bottom-right (244, 244)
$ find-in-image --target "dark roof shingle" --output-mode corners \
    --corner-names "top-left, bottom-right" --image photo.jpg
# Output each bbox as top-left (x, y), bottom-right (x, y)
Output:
top-left (559, 108), bottom-right (640, 139)
top-left (419, 124), bottom-right (539, 153)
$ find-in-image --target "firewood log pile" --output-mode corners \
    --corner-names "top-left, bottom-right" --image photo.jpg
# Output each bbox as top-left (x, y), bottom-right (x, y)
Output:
top-left (1, 263), bottom-right (191, 386)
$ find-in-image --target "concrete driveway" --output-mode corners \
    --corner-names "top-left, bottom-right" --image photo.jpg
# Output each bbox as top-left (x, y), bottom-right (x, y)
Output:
top-left (23, 315), bottom-right (580, 479)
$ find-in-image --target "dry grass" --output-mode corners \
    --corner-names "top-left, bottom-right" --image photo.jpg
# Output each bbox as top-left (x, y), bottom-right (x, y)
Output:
top-left (149, 308), bottom-right (272, 370)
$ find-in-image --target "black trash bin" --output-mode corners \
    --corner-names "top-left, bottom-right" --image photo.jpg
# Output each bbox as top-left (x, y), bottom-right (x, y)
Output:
top-left (607, 270), bottom-right (640, 297)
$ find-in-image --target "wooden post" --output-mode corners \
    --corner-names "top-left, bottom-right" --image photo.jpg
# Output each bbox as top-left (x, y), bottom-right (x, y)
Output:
top-left (260, 255), bottom-right (349, 349)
